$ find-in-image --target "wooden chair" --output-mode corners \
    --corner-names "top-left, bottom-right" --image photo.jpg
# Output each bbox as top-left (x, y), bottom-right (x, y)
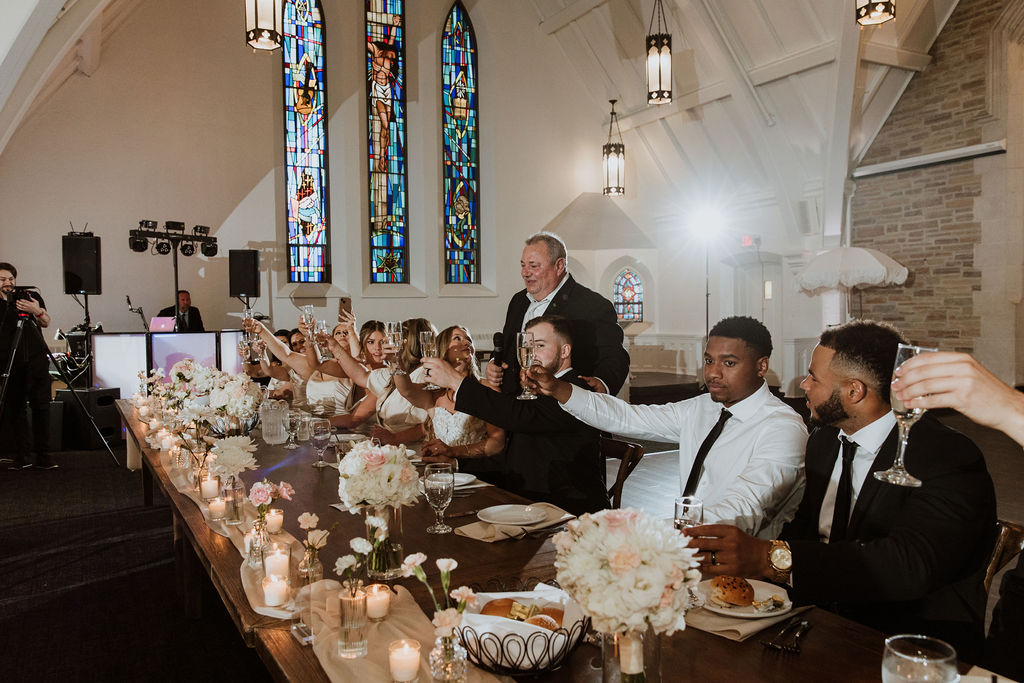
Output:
top-left (601, 437), bottom-right (644, 509)
top-left (985, 519), bottom-right (1024, 593)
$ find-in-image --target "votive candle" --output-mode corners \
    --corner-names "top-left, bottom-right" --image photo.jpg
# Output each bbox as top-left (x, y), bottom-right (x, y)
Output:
top-left (200, 474), bottom-right (220, 500)
top-left (366, 584), bottom-right (391, 621)
top-left (266, 508), bottom-right (284, 534)
top-left (208, 497), bottom-right (226, 520)
top-left (138, 405), bottom-right (150, 417)
top-left (262, 575), bottom-right (289, 607)
top-left (388, 639), bottom-right (420, 682)
top-left (264, 543), bottom-right (290, 578)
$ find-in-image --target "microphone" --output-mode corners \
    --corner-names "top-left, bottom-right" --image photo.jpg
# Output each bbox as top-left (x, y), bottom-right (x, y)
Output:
top-left (491, 332), bottom-right (503, 364)
top-left (126, 295), bottom-right (133, 310)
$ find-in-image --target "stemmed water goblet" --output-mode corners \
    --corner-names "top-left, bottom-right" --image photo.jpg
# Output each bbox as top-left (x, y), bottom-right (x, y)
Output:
top-left (516, 332), bottom-right (537, 400)
top-left (309, 418), bottom-right (332, 469)
top-left (419, 330), bottom-right (441, 390)
top-left (423, 463), bottom-right (455, 534)
top-left (284, 410), bottom-right (303, 450)
top-left (874, 343), bottom-right (938, 487)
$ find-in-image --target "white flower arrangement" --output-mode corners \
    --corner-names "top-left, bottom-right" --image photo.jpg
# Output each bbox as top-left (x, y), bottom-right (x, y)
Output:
top-left (336, 440), bottom-right (419, 510)
top-left (401, 555), bottom-right (477, 637)
top-left (295, 511), bottom-right (332, 555)
top-left (553, 508), bottom-right (701, 636)
top-left (208, 435), bottom-right (258, 479)
top-left (208, 373), bottom-right (263, 418)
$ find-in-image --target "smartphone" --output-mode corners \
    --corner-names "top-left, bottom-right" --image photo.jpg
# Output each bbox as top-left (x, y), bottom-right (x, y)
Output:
top-left (338, 297), bottom-right (352, 317)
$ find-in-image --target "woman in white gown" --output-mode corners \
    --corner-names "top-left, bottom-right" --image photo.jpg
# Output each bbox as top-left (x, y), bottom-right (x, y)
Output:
top-left (311, 317), bottom-right (387, 430)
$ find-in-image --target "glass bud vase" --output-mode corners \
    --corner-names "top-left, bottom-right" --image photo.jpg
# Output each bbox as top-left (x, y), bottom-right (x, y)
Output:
top-left (337, 580), bottom-right (368, 659)
top-left (365, 505), bottom-right (404, 580)
top-left (601, 625), bottom-right (661, 683)
top-left (291, 547), bottom-right (323, 645)
top-left (222, 476), bottom-right (246, 526)
top-left (246, 517), bottom-right (270, 570)
top-left (429, 635), bottom-right (468, 682)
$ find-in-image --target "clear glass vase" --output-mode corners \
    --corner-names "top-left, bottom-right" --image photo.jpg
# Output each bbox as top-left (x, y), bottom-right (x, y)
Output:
top-left (291, 547), bottom-right (323, 645)
top-left (246, 517), bottom-right (270, 570)
top-left (337, 580), bottom-right (368, 659)
top-left (365, 505), bottom-right (404, 580)
top-left (222, 476), bottom-right (246, 526)
top-left (601, 625), bottom-right (661, 683)
top-left (429, 635), bottom-right (468, 682)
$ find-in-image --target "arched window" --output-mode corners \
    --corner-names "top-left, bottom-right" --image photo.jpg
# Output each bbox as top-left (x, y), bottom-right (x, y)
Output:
top-left (613, 268), bottom-right (644, 321)
top-left (367, 0), bottom-right (408, 283)
top-left (283, 0), bottom-right (330, 283)
top-left (441, 1), bottom-right (479, 284)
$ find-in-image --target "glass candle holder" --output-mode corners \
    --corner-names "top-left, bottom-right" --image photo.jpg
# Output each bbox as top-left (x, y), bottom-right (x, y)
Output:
top-left (266, 508), bottom-right (284, 534)
top-left (263, 541), bottom-right (291, 580)
top-left (389, 639), bottom-right (421, 682)
top-left (262, 574), bottom-right (290, 608)
top-left (207, 496), bottom-right (227, 521)
top-left (366, 583), bottom-right (391, 622)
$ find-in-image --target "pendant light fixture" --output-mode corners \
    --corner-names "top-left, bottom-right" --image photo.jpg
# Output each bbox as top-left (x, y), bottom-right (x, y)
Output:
top-left (856, 1), bottom-right (895, 26)
top-left (245, 0), bottom-right (284, 50)
top-left (646, 0), bottom-right (672, 104)
top-left (602, 100), bottom-right (625, 197)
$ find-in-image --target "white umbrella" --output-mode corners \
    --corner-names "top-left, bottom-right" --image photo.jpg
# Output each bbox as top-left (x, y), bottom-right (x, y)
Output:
top-left (795, 247), bottom-right (908, 295)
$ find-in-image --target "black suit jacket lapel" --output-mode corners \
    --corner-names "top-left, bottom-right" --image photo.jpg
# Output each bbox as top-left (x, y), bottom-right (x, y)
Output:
top-left (847, 425), bottom-right (899, 535)
top-left (805, 429), bottom-right (842, 520)
top-left (545, 275), bottom-right (576, 316)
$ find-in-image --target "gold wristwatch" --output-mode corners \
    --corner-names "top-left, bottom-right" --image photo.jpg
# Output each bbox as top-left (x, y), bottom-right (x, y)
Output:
top-left (768, 540), bottom-right (792, 583)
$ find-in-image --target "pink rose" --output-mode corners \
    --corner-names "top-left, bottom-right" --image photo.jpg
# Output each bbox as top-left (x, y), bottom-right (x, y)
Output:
top-left (603, 509), bottom-right (638, 532)
top-left (399, 466), bottom-right (416, 484)
top-left (362, 451), bottom-right (386, 471)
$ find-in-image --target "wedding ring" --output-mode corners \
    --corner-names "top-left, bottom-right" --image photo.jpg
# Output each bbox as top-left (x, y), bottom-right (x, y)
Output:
top-left (710, 551), bottom-right (718, 565)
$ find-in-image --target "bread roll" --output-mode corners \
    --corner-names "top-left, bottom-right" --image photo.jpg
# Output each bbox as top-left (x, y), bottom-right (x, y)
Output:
top-left (525, 614), bottom-right (559, 631)
top-left (480, 598), bottom-right (514, 618)
top-left (709, 575), bottom-right (754, 607)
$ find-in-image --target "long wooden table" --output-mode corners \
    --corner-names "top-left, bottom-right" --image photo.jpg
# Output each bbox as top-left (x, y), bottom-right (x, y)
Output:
top-left (119, 400), bottom-right (894, 681)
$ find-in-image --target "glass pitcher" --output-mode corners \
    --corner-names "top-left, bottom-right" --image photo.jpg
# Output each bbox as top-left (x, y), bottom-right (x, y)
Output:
top-left (260, 400), bottom-right (289, 445)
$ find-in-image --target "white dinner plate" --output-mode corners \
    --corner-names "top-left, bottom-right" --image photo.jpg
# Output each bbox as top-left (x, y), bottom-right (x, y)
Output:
top-left (453, 472), bottom-right (476, 487)
top-left (477, 505), bottom-right (548, 526)
top-left (331, 433), bottom-right (368, 443)
top-left (698, 578), bottom-right (792, 619)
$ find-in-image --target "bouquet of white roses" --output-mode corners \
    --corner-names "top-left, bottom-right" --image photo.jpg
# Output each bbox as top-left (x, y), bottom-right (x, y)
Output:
top-left (209, 372), bottom-right (263, 418)
top-left (336, 440), bottom-right (418, 510)
top-left (553, 508), bottom-right (700, 637)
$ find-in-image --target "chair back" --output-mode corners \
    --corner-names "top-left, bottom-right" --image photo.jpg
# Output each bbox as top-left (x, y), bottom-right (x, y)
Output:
top-left (601, 437), bottom-right (644, 509)
top-left (985, 519), bottom-right (1024, 594)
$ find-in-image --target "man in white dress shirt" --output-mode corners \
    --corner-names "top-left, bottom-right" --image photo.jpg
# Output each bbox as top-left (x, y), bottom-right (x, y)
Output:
top-left (529, 316), bottom-right (807, 538)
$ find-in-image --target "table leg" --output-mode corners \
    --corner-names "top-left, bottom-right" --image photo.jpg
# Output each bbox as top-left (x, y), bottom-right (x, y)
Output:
top-left (172, 512), bottom-right (203, 619)
top-left (142, 464), bottom-right (153, 507)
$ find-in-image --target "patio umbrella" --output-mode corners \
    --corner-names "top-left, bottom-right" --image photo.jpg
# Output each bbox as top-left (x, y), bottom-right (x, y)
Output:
top-left (794, 246), bottom-right (908, 317)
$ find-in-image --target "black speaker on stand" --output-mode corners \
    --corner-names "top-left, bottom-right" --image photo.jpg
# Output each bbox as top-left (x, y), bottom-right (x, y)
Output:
top-left (229, 250), bottom-right (260, 299)
top-left (62, 233), bottom-right (102, 295)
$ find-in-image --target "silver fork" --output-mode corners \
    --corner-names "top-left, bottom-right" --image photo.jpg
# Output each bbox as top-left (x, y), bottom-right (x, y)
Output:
top-left (781, 620), bottom-right (812, 653)
top-left (760, 615), bottom-right (801, 651)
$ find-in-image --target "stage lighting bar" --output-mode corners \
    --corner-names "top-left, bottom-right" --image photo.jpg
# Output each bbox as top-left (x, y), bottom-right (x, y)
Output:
top-left (128, 219), bottom-right (218, 258)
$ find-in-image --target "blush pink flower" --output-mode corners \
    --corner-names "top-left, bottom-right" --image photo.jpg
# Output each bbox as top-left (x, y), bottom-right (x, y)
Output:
top-left (432, 607), bottom-right (462, 637)
top-left (436, 558), bottom-right (458, 573)
top-left (449, 586), bottom-right (478, 608)
top-left (608, 546), bottom-right (642, 576)
top-left (276, 481), bottom-right (295, 501)
top-left (361, 451), bottom-right (387, 471)
top-left (249, 482), bottom-right (273, 506)
top-left (603, 509), bottom-right (638, 533)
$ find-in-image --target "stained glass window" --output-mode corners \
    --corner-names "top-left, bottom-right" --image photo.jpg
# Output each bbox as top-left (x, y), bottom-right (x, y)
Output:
top-left (441, 2), bottom-right (479, 284)
top-left (283, 0), bottom-right (330, 283)
top-left (366, 0), bottom-right (407, 284)
top-left (613, 268), bottom-right (644, 321)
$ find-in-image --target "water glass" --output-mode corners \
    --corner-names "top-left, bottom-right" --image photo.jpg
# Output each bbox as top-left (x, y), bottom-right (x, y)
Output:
top-left (882, 634), bottom-right (959, 682)
top-left (423, 463), bottom-right (455, 534)
top-left (310, 418), bottom-right (332, 468)
top-left (674, 496), bottom-right (703, 530)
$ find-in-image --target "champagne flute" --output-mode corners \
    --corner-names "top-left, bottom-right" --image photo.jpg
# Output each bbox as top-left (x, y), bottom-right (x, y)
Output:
top-left (241, 308), bottom-right (257, 344)
top-left (284, 410), bottom-right (302, 450)
top-left (874, 343), bottom-right (938, 487)
top-left (309, 418), bottom-right (332, 468)
top-left (300, 304), bottom-right (316, 330)
top-left (388, 320), bottom-right (408, 376)
top-left (423, 463), bottom-right (455, 534)
top-left (881, 634), bottom-right (959, 683)
top-left (516, 332), bottom-right (537, 400)
top-left (314, 319), bottom-right (333, 361)
top-left (419, 330), bottom-right (441, 390)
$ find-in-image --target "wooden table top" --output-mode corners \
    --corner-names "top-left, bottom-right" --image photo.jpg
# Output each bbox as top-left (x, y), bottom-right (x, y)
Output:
top-left (117, 400), bottom-right (891, 682)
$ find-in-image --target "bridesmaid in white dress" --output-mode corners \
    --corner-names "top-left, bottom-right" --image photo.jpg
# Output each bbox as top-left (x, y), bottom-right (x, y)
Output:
top-left (313, 317), bottom-right (387, 430)
top-left (393, 325), bottom-right (505, 466)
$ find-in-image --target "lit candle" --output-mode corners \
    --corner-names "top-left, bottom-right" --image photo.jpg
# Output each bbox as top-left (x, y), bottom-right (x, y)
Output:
top-left (262, 575), bottom-right (289, 607)
top-left (366, 584), bottom-right (391, 621)
top-left (148, 419), bottom-right (162, 432)
top-left (208, 497), bottom-right (226, 520)
top-left (388, 639), bottom-right (421, 682)
top-left (263, 543), bottom-right (290, 578)
top-left (138, 405), bottom-right (150, 417)
top-left (266, 508), bottom-right (284, 534)
top-left (200, 474), bottom-right (220, 500)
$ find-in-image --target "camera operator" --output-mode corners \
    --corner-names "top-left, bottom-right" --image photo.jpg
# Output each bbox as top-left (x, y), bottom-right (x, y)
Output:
top-left (0, 262), bottom-right (55, 470)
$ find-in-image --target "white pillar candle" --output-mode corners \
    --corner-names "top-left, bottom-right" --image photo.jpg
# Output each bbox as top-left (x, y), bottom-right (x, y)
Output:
top-left (388, 639), bottom-right (421, 682)
top-left (266, 508), bottom-right (284, 534)
top-left (366, 584), bottom-right (391, 620)
top-left (208, 497), bottom-right (226, 519)
top-left (264, 544), bottom-right (290, 578)
top-left (262, 575), bottom-right (289, 607)
top-left (200, 475), bottom-right (220, 500)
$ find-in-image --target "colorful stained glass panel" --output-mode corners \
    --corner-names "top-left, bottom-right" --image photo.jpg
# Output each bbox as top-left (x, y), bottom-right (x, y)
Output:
top-left (367, 0), bottom-right (408, 284)
top-left (441, 2), bottom-right (480, 284)
top-left (283, 0), bottom-right (330, 283)
top-left (613, 268), bottom-right (644, 321)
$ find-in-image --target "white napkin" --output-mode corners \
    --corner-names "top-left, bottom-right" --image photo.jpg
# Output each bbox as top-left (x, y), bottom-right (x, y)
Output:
top-left (685, 604), bottom-right (813, 642)
top-left (455, 503), bottom-right (574, 542)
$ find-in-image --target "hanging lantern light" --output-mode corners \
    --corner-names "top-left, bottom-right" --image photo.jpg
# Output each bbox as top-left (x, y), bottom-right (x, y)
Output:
top-left (855, 0), bottom-right (895, 26)
top-left (646, 0), bottom-right (672, 105)
top-left (245, 0), bottom-right (283, 51)
top-left (602, 100), bottom-right (625, 197)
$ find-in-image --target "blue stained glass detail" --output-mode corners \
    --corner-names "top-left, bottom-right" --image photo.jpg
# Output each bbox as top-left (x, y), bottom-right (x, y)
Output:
top-left (613, 268), bottom-right (644, 321)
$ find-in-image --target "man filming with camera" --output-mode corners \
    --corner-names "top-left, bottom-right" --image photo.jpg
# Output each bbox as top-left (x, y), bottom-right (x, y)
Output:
top-left (0, 262), bottom-right (56, 470)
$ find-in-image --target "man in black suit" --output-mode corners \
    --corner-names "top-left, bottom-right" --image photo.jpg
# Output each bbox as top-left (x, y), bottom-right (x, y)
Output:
top-left (487, 232), bottom-right (629, 396)
top-left (422, 315), bottom-right (606, 515)
top-left (158, 290), bottom-right (205, 332)
top-left (689, 320), bottom-right (995, 661)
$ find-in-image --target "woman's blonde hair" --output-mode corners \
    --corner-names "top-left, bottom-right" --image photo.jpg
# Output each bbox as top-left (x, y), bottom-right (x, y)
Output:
top-left (399, 318), bottom-right (437, 373)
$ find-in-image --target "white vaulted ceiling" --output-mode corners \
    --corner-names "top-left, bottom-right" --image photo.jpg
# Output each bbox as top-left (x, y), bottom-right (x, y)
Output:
top-left (530, 0), bottom-right (958, 251)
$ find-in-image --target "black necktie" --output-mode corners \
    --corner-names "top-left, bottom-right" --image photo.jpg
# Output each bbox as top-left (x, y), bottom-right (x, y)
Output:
top-left (683, 408), bottom-right (732, 496)
top-left (830, 436), bottom-right (857, 542)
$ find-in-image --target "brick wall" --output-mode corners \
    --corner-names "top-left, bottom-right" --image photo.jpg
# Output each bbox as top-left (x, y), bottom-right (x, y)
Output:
top-left (852, 0), bottom-right (1004, 352)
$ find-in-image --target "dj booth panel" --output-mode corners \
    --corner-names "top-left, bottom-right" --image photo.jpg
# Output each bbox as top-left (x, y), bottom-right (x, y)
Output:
top-left (92, 333), bottom-right (147, 400)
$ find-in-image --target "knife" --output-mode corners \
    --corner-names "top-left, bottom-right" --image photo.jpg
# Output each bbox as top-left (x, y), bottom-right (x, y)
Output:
top-left (448, 509), bottom-right (481, 519)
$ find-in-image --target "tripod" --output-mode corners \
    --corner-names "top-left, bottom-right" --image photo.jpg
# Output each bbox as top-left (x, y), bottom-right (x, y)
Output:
top-left (0, 309), bottom-right (120, 467)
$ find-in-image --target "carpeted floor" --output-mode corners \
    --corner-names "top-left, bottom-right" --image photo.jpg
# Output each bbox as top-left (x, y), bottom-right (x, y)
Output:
top-left (0, 445), bottom-right (271, 682)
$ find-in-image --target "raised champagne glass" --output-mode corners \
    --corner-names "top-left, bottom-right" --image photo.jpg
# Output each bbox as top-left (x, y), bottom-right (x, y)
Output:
top-left (419, 330), bottom-right (441, 390)
top-left (423, 463), bottom-right (455, 534)
top-left (516, 331), bottom-right (537, 400)
top-left (388, 321), bottom-right (408, 376)
top-left (873, 343), bottom-right (938, 487)
top-left (309, 418), bottom-right (332, 468)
